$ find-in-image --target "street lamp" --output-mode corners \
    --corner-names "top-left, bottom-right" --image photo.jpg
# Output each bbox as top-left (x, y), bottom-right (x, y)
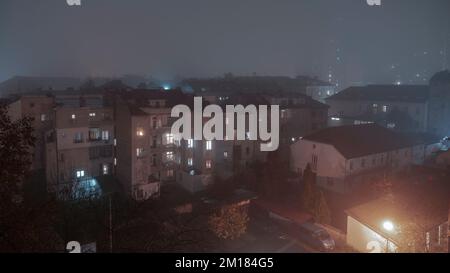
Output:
top-left (382, 220), bottom-right (395, 253)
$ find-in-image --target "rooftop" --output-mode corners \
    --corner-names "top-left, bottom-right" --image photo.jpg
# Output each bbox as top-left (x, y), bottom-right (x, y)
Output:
top-left (302, 124), bottom-right (421, 158)
top-left (327, 85), bottom-right (429, 103)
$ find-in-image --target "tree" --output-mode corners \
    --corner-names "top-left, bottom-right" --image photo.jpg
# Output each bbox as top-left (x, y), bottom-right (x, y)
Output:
top-left (0, 105), bottom-right (64, 251)
top-left (300, 164), bottom-right (316, 211)
top-left (300, 164), bottom-right (332, 225)
top-left (208, 204), bottom-right (249, 240)
top-left (313, 190), bottom-right (331, 225)
top-left (0, 104), bottom-right (35, 205)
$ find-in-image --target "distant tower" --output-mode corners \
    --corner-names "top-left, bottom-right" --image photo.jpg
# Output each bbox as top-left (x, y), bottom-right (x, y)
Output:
top-left (428, 70), bottom-right (450, 137)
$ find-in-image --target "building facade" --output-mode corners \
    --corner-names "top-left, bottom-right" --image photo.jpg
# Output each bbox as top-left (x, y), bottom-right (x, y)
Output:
top-left (290, 124), bottom-right (441, 194)
top-left (326, 85), bottom-right (429, 133)
top-left (45, 95), bottom-right (114, 198)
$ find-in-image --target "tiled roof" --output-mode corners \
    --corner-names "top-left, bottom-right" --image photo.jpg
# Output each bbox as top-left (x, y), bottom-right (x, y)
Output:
top-left (302, 124), bottom-right (418, 159)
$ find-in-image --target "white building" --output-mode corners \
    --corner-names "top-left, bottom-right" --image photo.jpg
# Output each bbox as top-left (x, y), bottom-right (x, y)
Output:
top-left (346, 198), bottom-right (448, 253)
top-left (290, 124), bottom-right (441, 194)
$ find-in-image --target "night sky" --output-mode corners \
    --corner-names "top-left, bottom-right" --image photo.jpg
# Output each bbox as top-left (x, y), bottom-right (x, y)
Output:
top-left (0, 0), bottom-right (449, 88)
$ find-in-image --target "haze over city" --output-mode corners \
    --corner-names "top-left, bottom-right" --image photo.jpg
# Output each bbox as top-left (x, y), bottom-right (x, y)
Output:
top-left (1, 0), bottom-right (449, 87)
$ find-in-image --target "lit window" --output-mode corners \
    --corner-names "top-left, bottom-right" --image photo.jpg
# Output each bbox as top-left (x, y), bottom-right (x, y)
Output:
top-left (206, 140), bottom-right (212, 150)
top-left (136, 128), bottom-right (144, 137)
top-left (89, 112), bottom-right (96, 117)
top-left (166, 151), bottom-right (174, 161)
top-left (166, 133), bottom-right (174, 144)
top-left (102, 164), bottom-right (109, 175)
top-left (71, 114), bottom-right (76, 119)
top-left (382, 105), bottom-right (388, 112)
top-left (187, 139), bottom-right (194, 148)
top-left (114, 158), bottom-right (117, 166)
top-left (136, 148), bottom-right (144, 157)
top-left (40, 114), bottom-right (48, 122)
top-left (89, 128), bottom-right (101, 141)
top-left (187, 157), bottom-right (193, 166)
top-left (205, 160), bottom-right (212, 169)
top-left (224, 151), bottom-right (228, 158)
top-left (76, 170), bottom-right (85, 178)
top-left (114, 138), bottom-right (117, 146)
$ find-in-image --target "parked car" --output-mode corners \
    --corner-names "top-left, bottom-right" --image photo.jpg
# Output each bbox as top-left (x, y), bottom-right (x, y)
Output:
top-left (294, 222), bottom-right (335, 252)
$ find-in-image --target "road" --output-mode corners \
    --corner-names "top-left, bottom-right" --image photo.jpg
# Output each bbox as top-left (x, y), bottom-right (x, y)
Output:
top-left (226, 216), bottom-right (317, 253)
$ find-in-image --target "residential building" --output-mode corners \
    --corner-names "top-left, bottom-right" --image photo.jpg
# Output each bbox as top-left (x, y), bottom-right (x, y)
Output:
top-left (7, 95), bottom-right (55, 171)
top-left (428, 70), bottom-right (450, 138)
top-left (305, 82), bottom-right (337, 103)
top-left (290, 124), bottom-right (441, 194)
top-left (346, 197), bottom-right (448, 253)
top-left (45, 95), bottom-right (114, 199)
top-left (326, 85), bottom-right (430, 132)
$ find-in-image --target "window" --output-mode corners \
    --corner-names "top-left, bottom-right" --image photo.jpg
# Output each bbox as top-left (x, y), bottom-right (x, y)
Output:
top-left (136, 148), bottom-right (144, 157)
top-left (74, 132), bottom-right (84, 143)
top-left (246, 147), bottom-right (250, 155)
top-left (114, 158), bottom-right (117, 166)
top-left (136, 128), bottom-right (144, 137)
top-left (40, 114), bottom-right (48, 122)
top-left (166, 151), bottom-right (174, 161)
top-left (102, 164), bottom-right (109, 175)
top-left (71, 114), bottom-right (76, 120)
top-left (102, 130), bottom-right (110, 141)
top-left (89, 128), bottom-right (101, 141)
top-left (205, 160), bottom-right (212, 169)
top-left (206, 141), bottom-right (212, 151)
top-left (166, 133), bottom-right (174, 144)
top-left (224, 151), bottom-right (228, 158)
top-left (166, 169), bottom-right (174, 177)
top-left (187, 157), bottom-right (193, 166)
top-left (187, 139), bottom-right (194, 148)
top-left (76, 170), bottom-right (85, 178)
top-left (89, 112), bottom-right (96, 117)
top-left (382, 105), bottom-right (388, 113)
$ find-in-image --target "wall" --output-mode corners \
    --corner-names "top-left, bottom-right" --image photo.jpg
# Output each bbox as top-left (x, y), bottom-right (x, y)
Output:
top-left (346, 216), bottom-right (396, 253)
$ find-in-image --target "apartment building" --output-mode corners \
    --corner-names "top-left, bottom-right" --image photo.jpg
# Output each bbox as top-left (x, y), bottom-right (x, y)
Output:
top-left (290, 124), bottom-right (441, 194)
top-left (115, 89), bottom-right (252, 196)
top-left (326, 85), bottom-right (430, 132)
top-left (263, 92), bottom-right (329, 143)
top-left (45, 95), bottom-right (114, 199)
top-left (428, 70), bottom-right (450, 138)
top-left (7, 95), bottom-right (55, 171)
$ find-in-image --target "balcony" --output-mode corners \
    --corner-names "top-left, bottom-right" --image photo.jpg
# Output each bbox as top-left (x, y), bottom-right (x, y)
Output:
top-left (133, 180), bottom-right (160, 201)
